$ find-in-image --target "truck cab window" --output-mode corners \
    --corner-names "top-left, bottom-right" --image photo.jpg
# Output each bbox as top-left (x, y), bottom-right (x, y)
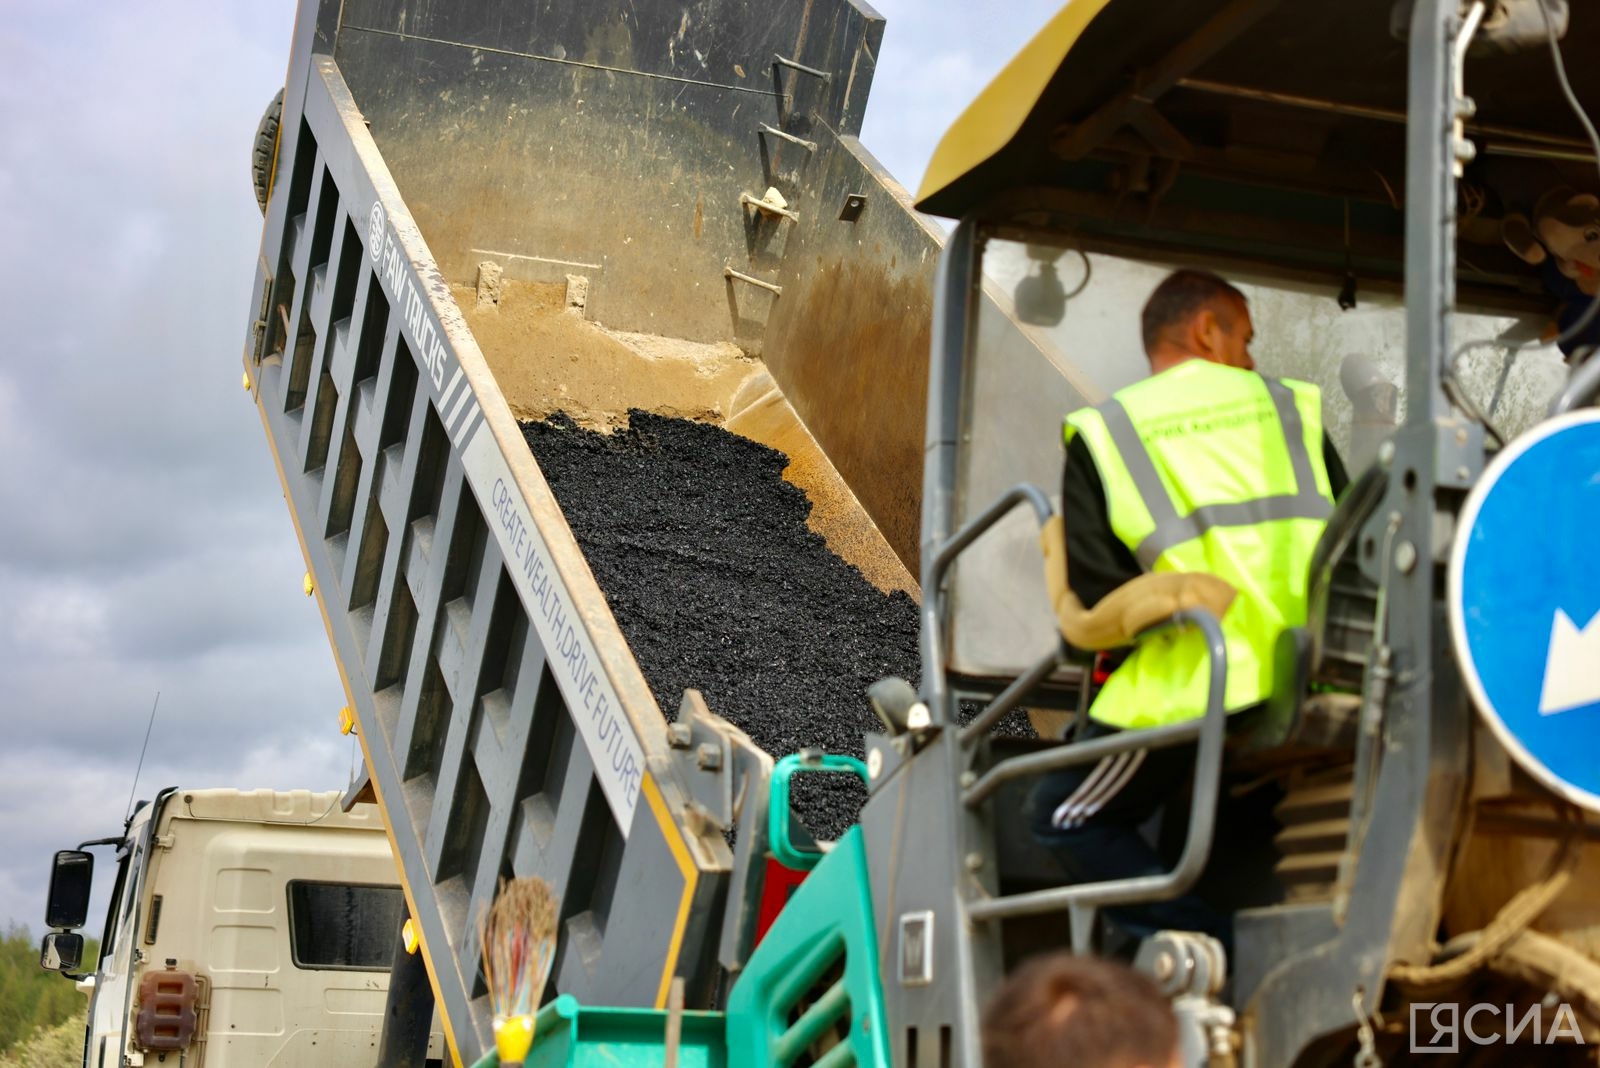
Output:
top-left (286, 881), bottom-right (405, 970)
top-left (95, 843), bottom-right (136, 964)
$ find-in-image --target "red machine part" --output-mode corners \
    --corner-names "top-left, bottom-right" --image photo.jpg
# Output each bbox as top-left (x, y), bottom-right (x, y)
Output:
top-left (755, 857), bottom-right (809, 945)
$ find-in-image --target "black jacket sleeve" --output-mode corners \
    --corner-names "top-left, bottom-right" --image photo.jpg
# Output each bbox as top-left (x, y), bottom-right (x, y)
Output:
top-left (1323, 434), bottom-right (1349, 500)
top-left (1060, 434), bottom-right (1142, 611)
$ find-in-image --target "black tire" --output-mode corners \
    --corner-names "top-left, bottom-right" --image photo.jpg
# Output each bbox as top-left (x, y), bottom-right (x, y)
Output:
top-left (252, 88), bottom-right (285, 215)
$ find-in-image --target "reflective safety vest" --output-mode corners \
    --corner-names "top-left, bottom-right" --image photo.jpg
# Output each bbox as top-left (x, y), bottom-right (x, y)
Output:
top-left (1063, 361), bottom-right (1335, 730)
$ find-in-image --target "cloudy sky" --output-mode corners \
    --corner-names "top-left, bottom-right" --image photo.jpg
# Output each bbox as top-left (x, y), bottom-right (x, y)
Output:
top-left (0, 0), bottom-right (1066, 933)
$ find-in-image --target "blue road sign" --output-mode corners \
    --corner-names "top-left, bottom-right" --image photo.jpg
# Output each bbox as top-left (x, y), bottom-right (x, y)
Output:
top-left (1450, 410), bottom-right (1600, 812)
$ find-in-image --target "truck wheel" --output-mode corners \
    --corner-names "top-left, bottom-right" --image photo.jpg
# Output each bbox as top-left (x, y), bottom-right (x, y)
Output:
top-left (252, 89), bottom-right (285, 215)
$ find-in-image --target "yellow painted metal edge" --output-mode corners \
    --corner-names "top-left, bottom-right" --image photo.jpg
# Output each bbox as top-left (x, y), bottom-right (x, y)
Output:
top-left (642, 773), bottom-right (699, 1009)
top-left (915, 0), bottom-right (1115, 212)
top-left (251, 394), bottom-right (466, 1068)
top-left (267, 107), bottom-right (282, 205)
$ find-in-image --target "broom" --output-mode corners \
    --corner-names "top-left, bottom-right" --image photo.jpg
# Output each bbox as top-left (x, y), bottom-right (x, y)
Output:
top-left (477, 876), bottom-right (560, 1066)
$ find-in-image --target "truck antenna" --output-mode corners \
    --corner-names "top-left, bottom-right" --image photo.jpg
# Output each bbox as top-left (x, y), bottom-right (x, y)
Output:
top-left (125, 691), bottom-right (161, 821)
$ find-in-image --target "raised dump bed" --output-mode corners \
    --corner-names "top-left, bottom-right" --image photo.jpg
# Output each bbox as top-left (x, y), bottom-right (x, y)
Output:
top-left (244, 1), bottom-right (1056, 1062)
top-left (470, 281), bottom-right (925, 840)
top-left (456, 277), bottom-right (914, 598)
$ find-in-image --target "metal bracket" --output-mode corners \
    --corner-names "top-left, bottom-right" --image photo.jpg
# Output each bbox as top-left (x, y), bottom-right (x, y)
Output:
top-left (758, 123), bottom-right (817, 153)
top-left (1433, 416), bottom-right (1485, 489)
top-left (340, 763), bottom-right (376, 812)
top-left (772, 54), bottom-right (831, 84)
top-left (660, 690), bottom-right (775, 975)
top-left (252, 256), bottom-right (274, 363)
top-left (864, 733), bottom-right (910, 791)
top-left (1450, 2), bottom-right (1489, 177)
top-left (740, 190), bottom-right (799, 223)
top-left (1051, 0), bottom-right (1284, 160)
top-left (1134, 931), bottom-right (1227, 998)
top-left (723, 266), bottom-right (783, 296)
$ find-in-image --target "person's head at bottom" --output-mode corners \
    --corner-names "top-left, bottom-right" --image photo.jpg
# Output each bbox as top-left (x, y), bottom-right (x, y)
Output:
top-left (982, 952), bottom-right (1181, 1068)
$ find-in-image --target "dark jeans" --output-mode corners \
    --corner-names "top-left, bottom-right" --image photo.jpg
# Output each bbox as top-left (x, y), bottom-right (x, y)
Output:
top-left (1028, 719), bottom-right (1234, 953)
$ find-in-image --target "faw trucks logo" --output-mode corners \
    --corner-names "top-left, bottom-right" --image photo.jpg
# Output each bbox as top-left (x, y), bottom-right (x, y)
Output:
top-left (366, 198), bottom-right (451, 393)
top-left (367, 202), bottom-right (386, 262)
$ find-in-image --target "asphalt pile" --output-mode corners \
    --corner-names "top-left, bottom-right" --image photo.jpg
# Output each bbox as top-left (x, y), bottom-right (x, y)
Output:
top-left (522, 411), bottom-right (928, 840)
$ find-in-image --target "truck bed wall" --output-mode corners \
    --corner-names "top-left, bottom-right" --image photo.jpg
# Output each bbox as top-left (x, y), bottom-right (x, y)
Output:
top-left (761, 133), bottom-right (941, 583)
top-left (332, 0), bottom-right (880, 345)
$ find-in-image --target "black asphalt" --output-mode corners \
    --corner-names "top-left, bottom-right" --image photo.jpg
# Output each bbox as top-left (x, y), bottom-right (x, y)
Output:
top-left (523, 411), bottom-right (1028, 841)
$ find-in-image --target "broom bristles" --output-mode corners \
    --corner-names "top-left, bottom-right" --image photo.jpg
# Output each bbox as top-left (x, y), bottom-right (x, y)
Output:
top-left (479, 876), bottom-right (560, 1019)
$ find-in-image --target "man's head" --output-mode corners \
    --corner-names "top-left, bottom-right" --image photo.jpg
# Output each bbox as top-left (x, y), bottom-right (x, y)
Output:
top-left (1140, 269), bottom-right (1254, 371)
top-left (982, 953), bottom-right (1181, 1068)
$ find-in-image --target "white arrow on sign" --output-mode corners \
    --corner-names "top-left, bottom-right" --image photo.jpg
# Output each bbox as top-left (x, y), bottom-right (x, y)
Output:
top-left (1539, 609), bottom-right (1600, 716)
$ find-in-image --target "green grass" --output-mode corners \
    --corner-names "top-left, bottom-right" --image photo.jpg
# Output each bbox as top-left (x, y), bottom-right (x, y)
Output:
top-left (0, 1020), bottom-right (83, 1068)
top-left (0, 926), bottom-right (97, 1059)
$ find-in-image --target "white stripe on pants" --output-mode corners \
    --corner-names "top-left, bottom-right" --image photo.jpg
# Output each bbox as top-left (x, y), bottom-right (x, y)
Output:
top-left (1053, 748), bottom-right (1149, 829)
top-left (1051, 751), bottom-right (1129, 829)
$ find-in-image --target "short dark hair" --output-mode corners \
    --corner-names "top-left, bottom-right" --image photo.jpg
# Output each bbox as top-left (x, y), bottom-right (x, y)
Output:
top-left (982, 953), bottom-right (1178, 1068)
top-left (1140, 269), bottom-right (1245, 353)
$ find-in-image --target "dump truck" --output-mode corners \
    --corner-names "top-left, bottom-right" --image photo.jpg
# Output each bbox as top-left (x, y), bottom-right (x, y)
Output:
top-left (37, 789), bottom-right (442, 1067)
top-left (218, 0), bottom-right (1600, 1064)
top-left (236, 0), bottom-right (1038, 1063)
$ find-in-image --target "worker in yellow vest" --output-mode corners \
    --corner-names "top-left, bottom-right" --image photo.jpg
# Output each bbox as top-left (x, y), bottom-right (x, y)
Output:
top-left (1029, 269), bottom-right (1348, 949)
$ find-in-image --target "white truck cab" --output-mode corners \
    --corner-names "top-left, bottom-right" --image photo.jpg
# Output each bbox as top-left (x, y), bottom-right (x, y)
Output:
top-left (40, 787), bottom-right (442, 1068)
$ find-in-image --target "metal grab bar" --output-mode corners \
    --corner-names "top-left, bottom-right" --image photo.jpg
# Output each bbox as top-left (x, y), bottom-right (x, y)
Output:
top-left (1550, 351), bottom-right (1600, 415)
top-left (964, 608), bottom-right (1229, 923)
top-left (930, 484), bottom-right (1055, 585)
top-left (772, 53), bottom-right (831, 83)
top-left (768, 752), bottom-right (872, 872)
top-left (958, 646), bottom-right (1065, 746)
top-left (920, 483), bottom-right (1056, 725)
top-left (962, 717), bottom-right (1203, 809)
top-left (1311, 458), bottom-right (1387, 586)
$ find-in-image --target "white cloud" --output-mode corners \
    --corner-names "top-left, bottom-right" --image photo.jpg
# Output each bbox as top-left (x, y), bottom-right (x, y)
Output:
top-left (0, 373), bottom-right (22, 456)
top-left (859, 0), bottom-right (1068, 193)
top-left (4, 578), bottom-right (110, 659)
top-left (0, 0), bottom-right (316, 932)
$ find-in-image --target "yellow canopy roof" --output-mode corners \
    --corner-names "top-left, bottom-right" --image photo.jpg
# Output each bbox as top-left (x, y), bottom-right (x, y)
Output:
top-left (915, 0), bottom-right (1114, 218)
top-left (912, 0), bottom-right (1597, 311)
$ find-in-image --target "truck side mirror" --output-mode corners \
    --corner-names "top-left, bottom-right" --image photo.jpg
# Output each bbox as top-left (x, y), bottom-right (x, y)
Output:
top-left (45, 850), bottom-right (94, 930)
top-left (40, 931), bottom-right (85, 974)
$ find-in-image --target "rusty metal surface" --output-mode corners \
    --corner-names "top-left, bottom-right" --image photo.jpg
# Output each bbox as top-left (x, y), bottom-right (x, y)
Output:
top-left (331, 0), bottom-right (882, 343)
top-left (762, 130), bottom-right (1082, 689)
top-left (762, 134), bottom-right (939, 574)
